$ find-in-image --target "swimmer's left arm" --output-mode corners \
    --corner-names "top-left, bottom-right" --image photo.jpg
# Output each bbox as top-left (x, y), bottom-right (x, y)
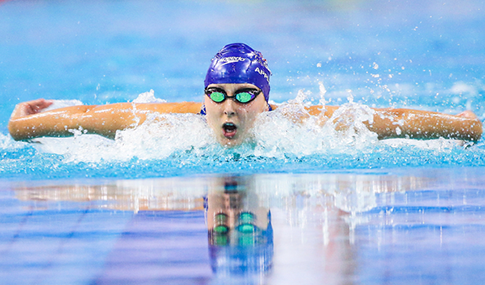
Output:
top-left (301, 105), bottom-right (482, 141)
top-left (368, 108), bottom-right (483, 141)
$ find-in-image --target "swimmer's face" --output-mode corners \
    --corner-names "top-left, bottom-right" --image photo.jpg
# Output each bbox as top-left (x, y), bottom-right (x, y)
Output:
top-left (205, 83), bottom-right (269, 147)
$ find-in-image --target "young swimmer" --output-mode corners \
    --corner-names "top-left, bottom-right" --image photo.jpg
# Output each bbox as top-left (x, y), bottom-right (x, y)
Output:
top-left (8, 43), bottom-right (483, 146)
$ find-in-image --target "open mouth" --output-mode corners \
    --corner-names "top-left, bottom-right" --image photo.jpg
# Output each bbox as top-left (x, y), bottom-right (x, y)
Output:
top-left (222, 122), bottom-right (237, 138)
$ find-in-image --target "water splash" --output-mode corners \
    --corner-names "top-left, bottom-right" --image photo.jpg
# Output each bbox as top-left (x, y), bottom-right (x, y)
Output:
top-left (132, 89), bottom-right (167, 103)
top-left (1, 89), bottom-right (484, 180)
top-left (252, 88), bottom-right (379, 158)
top-left (41, 99), bottom-right (84, 113)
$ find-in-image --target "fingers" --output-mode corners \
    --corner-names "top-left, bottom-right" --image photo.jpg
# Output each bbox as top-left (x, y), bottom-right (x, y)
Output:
top-left (11, 99), bottom-right (54, 118)
top-left (27, 99), bottom-right (54, 114)
top-left (456, 110), bottom-right (478, 119)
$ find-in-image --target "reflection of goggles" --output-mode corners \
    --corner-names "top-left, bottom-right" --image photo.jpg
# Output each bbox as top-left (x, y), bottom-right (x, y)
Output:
top-left (209, 211), bottom-right (274, 276)
top-left (205, 87), bottom-right (262, 104)
top-left (211, 212), bottom-right (261, 246)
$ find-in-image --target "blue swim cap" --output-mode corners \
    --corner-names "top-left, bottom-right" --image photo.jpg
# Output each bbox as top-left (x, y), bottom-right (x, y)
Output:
top-left (204, 43), bottom-right (272, 102)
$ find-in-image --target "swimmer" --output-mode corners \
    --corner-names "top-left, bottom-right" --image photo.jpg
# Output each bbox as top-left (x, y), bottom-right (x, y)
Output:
top-left (8, 43), bottom-right (483, 146)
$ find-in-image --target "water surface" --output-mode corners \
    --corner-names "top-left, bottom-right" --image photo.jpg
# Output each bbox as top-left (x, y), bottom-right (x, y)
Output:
top-left (1, 0), bottom-right (485, 284)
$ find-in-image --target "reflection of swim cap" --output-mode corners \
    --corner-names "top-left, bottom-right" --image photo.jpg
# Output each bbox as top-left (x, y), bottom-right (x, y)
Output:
top-left (204, 43), bottom-right (272, 102)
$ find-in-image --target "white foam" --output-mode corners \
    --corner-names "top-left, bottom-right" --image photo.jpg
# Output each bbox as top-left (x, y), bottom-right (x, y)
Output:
top-left (25, 88), bottom-right (468, 162)
top-left (113, 113), bottom-right (214, 160)
top-left (41, 99), bottom-right (84, 112)
top-left (252, 92), bottom-right (379, 158)
top-left (33, 113), bottom-right (214, 163)
top-left (0, 132), bottom-right (26, 149)
top-left (132, 89), bottom-right (167, 103)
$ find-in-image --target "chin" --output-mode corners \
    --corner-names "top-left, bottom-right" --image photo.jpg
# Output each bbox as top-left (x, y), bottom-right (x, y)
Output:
top-left (219, 137), bottom-right (243, 148)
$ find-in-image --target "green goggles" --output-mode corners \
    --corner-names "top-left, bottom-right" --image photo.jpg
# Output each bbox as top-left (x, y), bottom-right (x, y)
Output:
top-left (205, 87), bottom-right (262, 104)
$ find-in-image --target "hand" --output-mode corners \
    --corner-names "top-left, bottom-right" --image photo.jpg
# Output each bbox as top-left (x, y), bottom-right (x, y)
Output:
top-left (456, 110), bottom-right (479, 119)
top-left (10, 99), bottom-right (53, 119)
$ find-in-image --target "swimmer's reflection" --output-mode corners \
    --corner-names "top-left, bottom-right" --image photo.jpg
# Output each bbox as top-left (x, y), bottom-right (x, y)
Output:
top-left (206, 176), bottom-right (273, 278)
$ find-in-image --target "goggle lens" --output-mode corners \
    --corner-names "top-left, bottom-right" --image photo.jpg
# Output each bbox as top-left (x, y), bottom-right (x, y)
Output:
top-left (236, 92), bottom-right (254, 103)
top-left (209, 91), bottom-right (225, 103)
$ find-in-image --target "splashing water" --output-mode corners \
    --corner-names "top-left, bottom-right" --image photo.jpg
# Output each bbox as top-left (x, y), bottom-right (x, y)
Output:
top-left (31, 89), bottom-right (381, 161)
top-left (253, 88), bottom-right (379, 158)
top-left (1, 88), bottom-right (485, 180)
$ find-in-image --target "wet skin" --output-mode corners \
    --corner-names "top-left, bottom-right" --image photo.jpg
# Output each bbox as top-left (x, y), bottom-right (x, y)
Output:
top-left (204, 83), bottom-right (269, 147)
top-left (8, 92), bottom-right (483, 142)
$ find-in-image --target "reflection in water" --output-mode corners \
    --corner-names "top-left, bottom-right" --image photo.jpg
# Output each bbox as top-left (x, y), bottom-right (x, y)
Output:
top-left (10, 173), bottom-right (434, 284)
top-left (206, 176), bottom-right (273, 283)
top-left (14, 178), bottom-right (209, 212)
top-left (13, 174), bottom-right (431, 214)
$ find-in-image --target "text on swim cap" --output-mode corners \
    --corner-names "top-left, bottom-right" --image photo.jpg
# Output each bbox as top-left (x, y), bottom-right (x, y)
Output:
top-left (255, 67), bottom-right (269, 83)
top-left (219, 57), bottom-right (247, 65)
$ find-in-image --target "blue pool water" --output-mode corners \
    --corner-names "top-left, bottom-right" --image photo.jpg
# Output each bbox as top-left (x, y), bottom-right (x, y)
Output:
top-left (1, 0), bottom-right (485, 284)
top-left (2, 170), bottom-right (485, 284)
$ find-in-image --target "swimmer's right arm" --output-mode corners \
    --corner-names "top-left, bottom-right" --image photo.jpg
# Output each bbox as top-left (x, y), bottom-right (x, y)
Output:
top-left (8, 99), bottom-right (202, 140)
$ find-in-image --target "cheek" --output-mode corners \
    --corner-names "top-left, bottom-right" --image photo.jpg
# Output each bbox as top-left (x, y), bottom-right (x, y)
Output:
top-left (204, 97), bottom-right (223, 114)
top-left (203, 98), bottom-right (216, 116)
top-left (203, 96), bottom-right (212, 112)
top-left (242, 102), bottom-right (267, 120)
top-left (237, 108), bottom-right (262, 131)
top-left (204, 101), bottom-right (220, 131)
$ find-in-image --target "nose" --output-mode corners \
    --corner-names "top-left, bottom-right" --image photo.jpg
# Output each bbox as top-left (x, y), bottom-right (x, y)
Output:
top-left (222, 99), bottom-right (236, 117)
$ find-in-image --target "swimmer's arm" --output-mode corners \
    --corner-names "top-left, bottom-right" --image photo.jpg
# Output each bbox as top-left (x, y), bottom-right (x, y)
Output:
top-left (368, 108), bottom-right (483, 141)
top-left (303, 105), bottom-right (482, 141)
top-left (8, 99), bottom-right (202, 140)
